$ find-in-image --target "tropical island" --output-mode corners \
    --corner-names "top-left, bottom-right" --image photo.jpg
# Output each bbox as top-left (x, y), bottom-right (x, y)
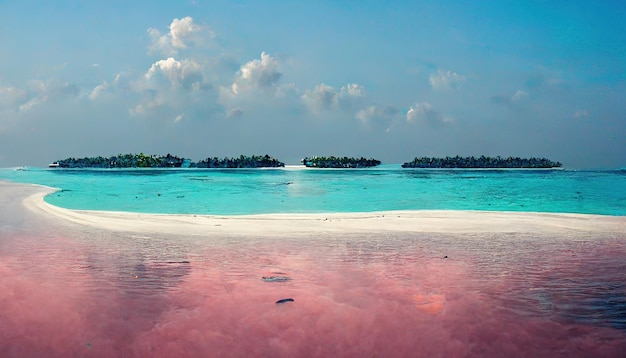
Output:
top-left (192, 154), bottom-right (284, 168)
top-left (301, 156), bottom-right (381, 168)
top-left (49, 153), bottom-right (284, 169)
top-left (401, 156), bottom-right (562, 169)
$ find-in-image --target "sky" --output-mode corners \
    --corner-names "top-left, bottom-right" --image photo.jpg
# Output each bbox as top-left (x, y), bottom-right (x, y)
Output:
top-left (1, 0), bottom-right (625, 168)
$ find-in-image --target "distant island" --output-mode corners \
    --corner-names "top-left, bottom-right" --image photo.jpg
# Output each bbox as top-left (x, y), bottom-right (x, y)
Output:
top-left (301, 156), bottom-right (381, 168)
top-left (401, 156), bottom-right (562, 169)
top-left (193, 154), bottom-right (284, 168)
top-left (49, 153), bottom-right (284, 169)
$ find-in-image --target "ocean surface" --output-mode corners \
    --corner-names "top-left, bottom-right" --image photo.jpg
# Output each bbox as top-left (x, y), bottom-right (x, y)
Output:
top-left (1, 165), bottom-right (625, 215)
top-left (1, 167), bottom-right (626, 356)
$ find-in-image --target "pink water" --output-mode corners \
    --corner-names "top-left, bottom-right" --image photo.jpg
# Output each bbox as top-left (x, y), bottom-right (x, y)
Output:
top-left (1, 185), bottom-right (625, 357)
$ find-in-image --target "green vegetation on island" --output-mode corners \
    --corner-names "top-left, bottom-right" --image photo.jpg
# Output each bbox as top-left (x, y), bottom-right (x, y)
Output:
top-left (50, 153), bottom-right (188, 168)
top-left (301, 156), bottom-right (381, 168)
top-left (401, 155), bottom-right (562, 169)
top-left (192, 154), bottom-right (284, 168)
top-left (50, 153), bottom-right (284, 169)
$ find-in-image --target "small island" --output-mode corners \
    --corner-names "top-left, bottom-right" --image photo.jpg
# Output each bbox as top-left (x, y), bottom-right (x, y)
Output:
top-left (192, 154), bottom-right (284, 168)
top-left (49, 153), bottom-right (284, 169)
top-left (401, 156), bottom-right (562, 169)
top-left (301, 156), bottom-right (381, 168)
top-left (50, 153), bottom-right (188, 168)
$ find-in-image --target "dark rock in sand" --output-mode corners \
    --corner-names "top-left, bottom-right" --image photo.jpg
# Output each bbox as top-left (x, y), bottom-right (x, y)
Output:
top-left (262, 276), bottom-right (291, 282)
top-left (276, 298), bottom-right (295, 304)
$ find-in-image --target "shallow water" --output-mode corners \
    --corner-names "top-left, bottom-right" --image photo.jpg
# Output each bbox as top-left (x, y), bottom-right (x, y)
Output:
top-left (1, 172), bottom-right (625, 356)
top-left (1, 199), bottom-right (625, 356)
top-left (1, 166), bottom-right (625, 215)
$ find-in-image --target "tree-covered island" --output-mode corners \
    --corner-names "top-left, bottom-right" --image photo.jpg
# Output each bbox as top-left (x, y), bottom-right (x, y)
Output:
top-left (193, 154), bottom-right (284, 168)
top-left (50, 153), bottom-right (188, 168)
top-left (301, 156), bottom-right (381, 168)
top-left (50, 154), bottom-right (284, 168)
top-left (401, 156), bottom-right (562, 169)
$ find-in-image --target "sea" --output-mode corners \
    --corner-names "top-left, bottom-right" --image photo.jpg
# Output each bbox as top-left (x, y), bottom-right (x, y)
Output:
top-left (1, 165), bottom-right (625, 215)
top-left (1, 165), bottom-right (625, 357)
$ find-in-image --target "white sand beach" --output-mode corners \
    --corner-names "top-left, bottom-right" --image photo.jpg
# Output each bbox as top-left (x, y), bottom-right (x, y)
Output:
top-left (15, 182), bottom-right (626, 237)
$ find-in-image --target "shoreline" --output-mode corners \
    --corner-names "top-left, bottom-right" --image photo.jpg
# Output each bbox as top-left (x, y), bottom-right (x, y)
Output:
top-left (3, 181), bottom-right (626, 356)
top-left (11, 181), bottom-right (625, 237)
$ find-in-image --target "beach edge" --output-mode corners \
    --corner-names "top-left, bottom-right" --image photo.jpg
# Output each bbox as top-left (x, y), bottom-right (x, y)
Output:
top-left (8, 181), bottom-right (624, 237)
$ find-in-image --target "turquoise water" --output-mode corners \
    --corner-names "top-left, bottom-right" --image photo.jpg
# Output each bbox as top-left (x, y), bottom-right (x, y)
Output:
top-left (1, 166), bottom-right (625, 215)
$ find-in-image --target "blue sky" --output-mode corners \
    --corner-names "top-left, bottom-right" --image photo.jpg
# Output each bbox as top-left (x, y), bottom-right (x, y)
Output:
top-left (1, 0), bottom-right (624, 168)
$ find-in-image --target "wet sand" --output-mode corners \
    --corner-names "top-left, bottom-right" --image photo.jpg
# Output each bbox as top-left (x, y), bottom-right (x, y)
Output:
top-left (2, 181), bottom-right (626, 357)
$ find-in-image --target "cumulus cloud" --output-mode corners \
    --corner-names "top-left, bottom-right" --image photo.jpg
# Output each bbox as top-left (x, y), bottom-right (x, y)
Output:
top-left (301, 83), bottom-right (364, 113)
top-left (148, 16), bottom-right (212, 56)
top-left (301, 84), bottom-right (338, 112)
top-left (231, 52), bottom-right (282, 95)
top-left (341, 83), bottom-right (365, 97)
top-left (89, 74), bottom-right (129, 100)
top-left (89, 81), bottom-right (109, 100)
top-left (145, 57), bottom-right (203, 89)
top-left (405, 102), bottom-right (452, 125)
top-left (169, 17), bottom-right (201, 48)
top-left (429, 69), bottom-right (465, 90)
top-left (355, 105), bottom-right (399, 123)
top-left (354, 105), bottom-right (400, 132)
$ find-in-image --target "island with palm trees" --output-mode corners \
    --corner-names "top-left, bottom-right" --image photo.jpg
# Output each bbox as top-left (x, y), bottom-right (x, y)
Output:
top-left (301, 156), bottom-right (381, 168)
top-left (401, 156), bottom-right (562, 169)
top-left (193, 154), bottom-right (284, 168)
top-left (49, 153), bottom-right (284, 168)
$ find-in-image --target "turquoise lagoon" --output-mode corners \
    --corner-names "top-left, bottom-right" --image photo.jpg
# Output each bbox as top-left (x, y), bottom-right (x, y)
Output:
top-left (1, 165), bottom-right (624, 215)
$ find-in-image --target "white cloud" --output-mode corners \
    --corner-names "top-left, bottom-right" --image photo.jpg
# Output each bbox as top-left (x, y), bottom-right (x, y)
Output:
top-left (145, 57), bottom-right (203, 89)
top-left (18, 97), bottom-right (47, 112)
top-left (89, 81), bottom-right (109, 100)
top-left (13, 81), bottom-right (80, 112)
top-left (302, 84), bottom-right (339, 112)
top-left (429, 69), bottom-right (465, 90)
top-left (89, 73), bottom-right (128, 100)
top-left (355, 106), bottom-right (378, 123)
top-left (355, 105), bottom-right (399, 123)
top-left (174, 113), bottom-right (184, 123)
top-left (169, 17), bottom-right (201, 49)
top-left (340, 83), bottom-right (365, 97)
top-left (230, 52), bottom-right (282, 95)
top-left (148, 16), bottom-right (212, 56)
top-left (301, 82), bottom-right (365, 113)
top-left (511, 90), bottom-right (528, 102)
top-left (406, 102), bottom-right (452, 125)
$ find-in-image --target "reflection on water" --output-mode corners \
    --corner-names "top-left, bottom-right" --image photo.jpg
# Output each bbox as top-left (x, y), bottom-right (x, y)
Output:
top-left (1, 225), bottom-right (625, 357)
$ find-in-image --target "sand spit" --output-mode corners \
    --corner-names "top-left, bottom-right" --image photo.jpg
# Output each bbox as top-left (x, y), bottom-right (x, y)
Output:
top-left (13, 182), bottom-right (625, 237)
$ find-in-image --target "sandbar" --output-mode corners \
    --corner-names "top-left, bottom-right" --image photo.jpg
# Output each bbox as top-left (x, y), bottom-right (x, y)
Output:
top-left (9, 181), bottom-right (625, 237)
